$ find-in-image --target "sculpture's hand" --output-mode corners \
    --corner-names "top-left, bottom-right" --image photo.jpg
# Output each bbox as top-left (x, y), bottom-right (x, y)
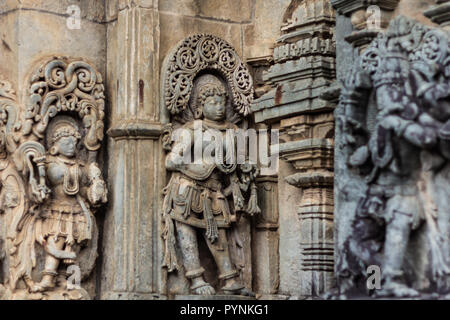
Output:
top-left (381, 115), bottom-right (437, 148)
top-left (403, 123), bottom-right (437, 149)
top-left (30, 178), bottom-right (50, 203)
top-left (87, 163), bottom-right (107, 205)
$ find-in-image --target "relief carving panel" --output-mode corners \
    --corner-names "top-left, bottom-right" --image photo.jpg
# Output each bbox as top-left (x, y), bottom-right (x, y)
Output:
top-left (0, 57), bottom-right (107, 300)
top-left (334, 16), bottom-right (450, 298)
top-left (161, 34), bottom-right (259, 297)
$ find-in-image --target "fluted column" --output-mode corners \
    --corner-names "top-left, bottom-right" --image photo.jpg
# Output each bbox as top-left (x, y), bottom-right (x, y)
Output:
top-left (100, 0), bottom-right (166, 300)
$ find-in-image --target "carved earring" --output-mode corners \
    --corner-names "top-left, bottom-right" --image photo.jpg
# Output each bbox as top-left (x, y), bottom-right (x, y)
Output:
top-left (49, 145), bottom-right (58, 155)
top-left (194, 108), bottom-right (203, 119)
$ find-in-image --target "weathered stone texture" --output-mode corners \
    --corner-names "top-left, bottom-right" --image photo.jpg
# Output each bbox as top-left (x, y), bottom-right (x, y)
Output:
top-left (2, 0), bottom-right (445, 301)
top-left (159, 12), bottom-right (243, 62)
top-left (329, 0), bottom-right (450, 299)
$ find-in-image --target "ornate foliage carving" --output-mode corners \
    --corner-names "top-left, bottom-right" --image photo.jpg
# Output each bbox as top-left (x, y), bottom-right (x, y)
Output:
top-left (335, 16), bottom-right (450, 298)
top-left (0, 57), bottom-right (107, 300)
top-left (162, 34), bottom-right (254, 121)
top-left (24, 58), bottom-right (105, 151)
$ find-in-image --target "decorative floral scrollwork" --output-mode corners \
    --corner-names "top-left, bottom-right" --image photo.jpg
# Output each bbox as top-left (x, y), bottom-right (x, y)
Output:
top-left (24, 57), bottom-right (105, 151)
top-left (163, 34), bottom-right (254, 118)
top-left (421, 29), bottom-right (449, 65)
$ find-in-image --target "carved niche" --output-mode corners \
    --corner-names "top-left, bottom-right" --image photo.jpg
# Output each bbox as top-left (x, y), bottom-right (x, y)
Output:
top-left (161, 34), bottom-right (259, 297)
top-left (0, 57), bottom-right (107, 300)
top-left (333, 16), bottom-right (450, 298)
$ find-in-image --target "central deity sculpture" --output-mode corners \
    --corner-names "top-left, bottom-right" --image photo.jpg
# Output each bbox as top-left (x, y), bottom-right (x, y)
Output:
top-left (161, 34), bottom-right (259, 296)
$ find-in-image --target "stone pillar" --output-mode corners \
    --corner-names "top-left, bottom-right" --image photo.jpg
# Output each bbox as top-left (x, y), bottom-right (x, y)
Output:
top-left (331, 0), bottom-right (400, 52)
top-left (100, 0), bottom-right (166, 300)
top-left (253, 176), bottom-right (280, 298)
top-left (281, 115), bottom-right (335, 296)
top-left (425, 0), bottom-right (450, 30)
top-left (251, 0), bottom-right (336, 298)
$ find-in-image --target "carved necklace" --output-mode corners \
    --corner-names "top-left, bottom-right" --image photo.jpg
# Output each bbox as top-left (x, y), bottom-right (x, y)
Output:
top-left (53, 157), bottom-right (80, 195)
top-left (64, 163), bottom-right (80, 195)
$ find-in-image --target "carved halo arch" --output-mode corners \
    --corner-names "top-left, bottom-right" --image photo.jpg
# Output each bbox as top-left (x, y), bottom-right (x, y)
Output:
top-left (22, 56), bottom-right (105, 152)
top-left (162, 34), bottom-right (254, 123)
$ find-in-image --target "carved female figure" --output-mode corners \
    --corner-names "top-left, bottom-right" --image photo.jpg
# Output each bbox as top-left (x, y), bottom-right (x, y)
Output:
top-left (162, 74), bottom-right (258, 296)
top-left (29, 117), bottom-right (107, 292)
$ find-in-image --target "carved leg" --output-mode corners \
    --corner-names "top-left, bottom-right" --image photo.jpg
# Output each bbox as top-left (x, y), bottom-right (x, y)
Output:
top-left (29, 236), bottom-right (64, 293)
top-left (376, 212), bottom-right (419, 298)
top-left (175, 221), bottom-right (215, 295)
top-left (204, 229), bottom-right (254, 296)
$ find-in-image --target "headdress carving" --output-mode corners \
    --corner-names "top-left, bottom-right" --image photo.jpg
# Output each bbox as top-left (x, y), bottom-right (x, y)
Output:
top-left (162, 34), bottom-right (254, 122)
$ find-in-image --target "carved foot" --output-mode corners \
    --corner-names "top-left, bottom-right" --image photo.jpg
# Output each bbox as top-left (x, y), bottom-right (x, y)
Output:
top-left (191, 282), bottom-right (216, 295)
top-left (221, 281), bottom-right (255, 297)
top-left (29, 275), bottom-right (55, 293)
top-left (374, 282), bottom-right (420, 298)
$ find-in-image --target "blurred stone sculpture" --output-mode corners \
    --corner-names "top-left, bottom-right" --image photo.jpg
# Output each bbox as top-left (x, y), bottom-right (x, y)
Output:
top-left (334, 16), bottom-right (450, 298)
top-left (0, 57), bottom-right (107, 300)
top-left (161, 34), bottom-right (259, 296)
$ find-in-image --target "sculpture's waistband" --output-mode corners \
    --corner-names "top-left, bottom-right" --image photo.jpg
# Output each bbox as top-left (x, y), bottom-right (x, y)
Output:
top-left (175, 172), bottom-right (223, 192)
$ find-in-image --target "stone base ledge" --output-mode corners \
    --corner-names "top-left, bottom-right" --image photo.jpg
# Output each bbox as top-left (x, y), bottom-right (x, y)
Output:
top-left (101, 291), bottom-right (168, 300)
top-left (173, 294), bottom-right (255, 300)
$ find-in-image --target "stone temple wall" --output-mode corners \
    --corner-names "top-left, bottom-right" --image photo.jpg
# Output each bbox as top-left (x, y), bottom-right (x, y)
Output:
top-left (0, 0), bottom-right (448, 300)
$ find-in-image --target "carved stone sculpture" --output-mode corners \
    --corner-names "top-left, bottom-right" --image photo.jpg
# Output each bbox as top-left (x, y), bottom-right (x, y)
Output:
top-left (0, 57), bottom-right (107, 300)
top-left (161, 34), bottom-right (259, 296)
top-left (333, 16), bottom-right (450, 298)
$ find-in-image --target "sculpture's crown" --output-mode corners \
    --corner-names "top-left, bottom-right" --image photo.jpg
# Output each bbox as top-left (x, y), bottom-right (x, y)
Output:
top-left (51, 121), bottom-right (81, 144)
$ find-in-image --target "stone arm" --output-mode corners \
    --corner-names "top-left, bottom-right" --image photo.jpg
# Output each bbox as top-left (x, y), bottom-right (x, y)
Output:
top-left (165, 127), bottom-right (217, 179)
top-left (165, 127), bottom-right (194, 172)
top-left (417, 77), bottom-right (450, 121)
top-left (84, 162), bottom-right (107, 206)
top-left (380, 114), bottom-right (437, 149)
